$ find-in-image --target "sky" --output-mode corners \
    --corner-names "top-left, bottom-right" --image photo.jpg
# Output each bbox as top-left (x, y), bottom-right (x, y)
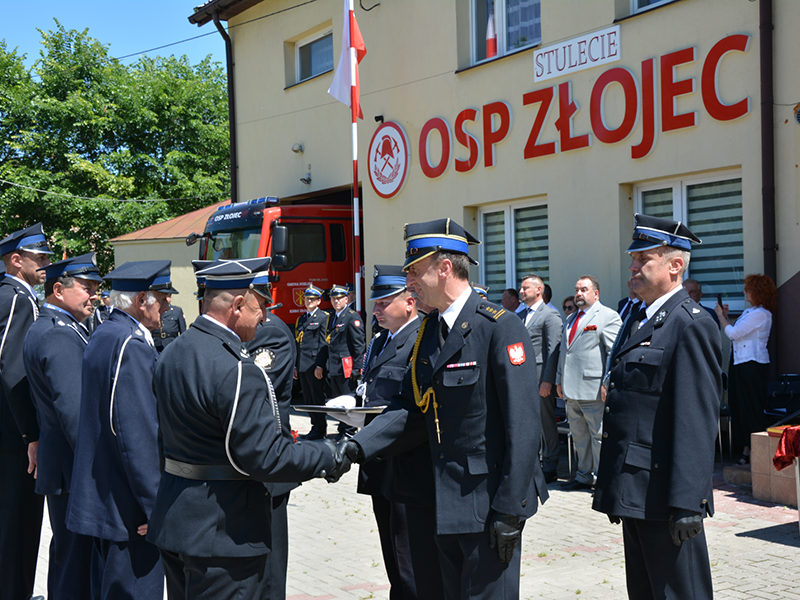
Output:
top-left (2, 1), bottom-right (226, 68)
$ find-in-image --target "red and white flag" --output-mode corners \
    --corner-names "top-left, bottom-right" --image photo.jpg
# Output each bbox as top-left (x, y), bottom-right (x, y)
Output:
top-left (486, 8), bottom-right (497, 58)
top-left (328, 0), bottom-right (367, 119)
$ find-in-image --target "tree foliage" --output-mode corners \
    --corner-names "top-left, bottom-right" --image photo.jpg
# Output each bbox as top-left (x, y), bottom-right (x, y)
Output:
top-left (0, 21), bottom-right (229, 272)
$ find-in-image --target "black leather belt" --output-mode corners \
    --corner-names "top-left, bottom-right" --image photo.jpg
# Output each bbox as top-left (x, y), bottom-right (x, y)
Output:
top-left (164, 457), bottom-right (250, 481)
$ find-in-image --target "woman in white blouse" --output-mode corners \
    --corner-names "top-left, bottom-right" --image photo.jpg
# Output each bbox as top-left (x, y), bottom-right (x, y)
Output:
top-left (715, 274), bottom-right (777, 465)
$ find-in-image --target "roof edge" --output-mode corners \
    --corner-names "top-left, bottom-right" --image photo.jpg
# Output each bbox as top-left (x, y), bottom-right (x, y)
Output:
top-left (189, 0), bottom-right (265, 26)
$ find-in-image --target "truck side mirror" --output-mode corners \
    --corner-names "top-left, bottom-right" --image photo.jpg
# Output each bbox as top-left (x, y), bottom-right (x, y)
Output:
top-left (271, 254), bottom-right (287, 268)
top-left (272, 225), bottom-right (288, 254)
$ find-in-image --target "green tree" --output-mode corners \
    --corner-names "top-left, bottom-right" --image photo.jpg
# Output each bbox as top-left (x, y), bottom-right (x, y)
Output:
top-left (0, 21), bottom-right (229, 273)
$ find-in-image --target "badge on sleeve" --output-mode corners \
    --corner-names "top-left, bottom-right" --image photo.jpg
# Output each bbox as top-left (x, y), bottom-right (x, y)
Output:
top-left (254, 348), bottom-right (275, 370)
top-left (507, 343), bottom-right (526, 365)
top-left (354, 319), bottom-right (361, 327)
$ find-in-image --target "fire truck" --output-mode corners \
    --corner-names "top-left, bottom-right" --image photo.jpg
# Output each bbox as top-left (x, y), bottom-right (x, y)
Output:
top-left (187, 197), bottom-right (363, 324)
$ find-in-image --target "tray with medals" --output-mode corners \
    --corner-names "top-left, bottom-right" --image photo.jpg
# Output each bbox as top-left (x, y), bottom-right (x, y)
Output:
top-left (293, 404), bottom-right (388, 415)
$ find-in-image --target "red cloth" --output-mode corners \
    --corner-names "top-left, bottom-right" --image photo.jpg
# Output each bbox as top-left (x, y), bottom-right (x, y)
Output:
top-left (568, 311), bottom-right (584, 345)
top-left (773, 425), bottom-right (800, 471)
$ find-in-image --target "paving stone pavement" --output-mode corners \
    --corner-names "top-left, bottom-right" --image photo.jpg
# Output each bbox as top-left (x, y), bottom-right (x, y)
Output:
top-left (34, 411), bottom-right (800, 599)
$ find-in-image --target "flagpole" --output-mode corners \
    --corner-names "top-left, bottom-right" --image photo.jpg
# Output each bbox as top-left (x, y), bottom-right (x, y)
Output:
top-left (348, 0), bottom-right (362, 314)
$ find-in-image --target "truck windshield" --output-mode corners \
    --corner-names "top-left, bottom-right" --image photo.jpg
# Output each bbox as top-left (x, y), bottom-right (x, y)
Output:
top-left (206, 228), bottom-right (261, 260)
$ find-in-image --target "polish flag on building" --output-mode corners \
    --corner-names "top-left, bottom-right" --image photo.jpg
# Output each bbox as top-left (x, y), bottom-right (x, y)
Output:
top-left (327, 0), bottom-right (367, 119)
top-left (486, 8), bottom-right (497, 58)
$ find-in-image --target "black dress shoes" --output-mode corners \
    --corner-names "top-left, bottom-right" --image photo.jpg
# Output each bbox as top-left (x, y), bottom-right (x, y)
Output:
top-left (559, 479), bottom-right (594, 491)
top-left (544, 471), bottom-right (558, 483)
top-left (300, 428), bottom-right (327, 441)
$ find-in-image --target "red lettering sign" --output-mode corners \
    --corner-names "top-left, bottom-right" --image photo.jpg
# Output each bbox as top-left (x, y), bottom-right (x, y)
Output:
top-left (632, 58), bottom-right (657, 159)
top-left (590, 67), bottom-right (638, 145)
top-left (661, 47), bottom-right (698, 132)
top-left (555, 82), bottom-right (591, 152)
top-left (523, 87), bottom-right (557, 159)
top-left (419, 118), bottom-right (451, 178)
top-left (455, 108), bottom-right (481, 173)
top-left (483, 101), bottom-right (512, 168)
top-left (701, 34), bottom-right (750, 121)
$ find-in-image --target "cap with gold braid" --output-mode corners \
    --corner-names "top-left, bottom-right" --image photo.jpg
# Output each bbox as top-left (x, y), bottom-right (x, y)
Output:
top-left (402, 218), bottom-right (480, 271)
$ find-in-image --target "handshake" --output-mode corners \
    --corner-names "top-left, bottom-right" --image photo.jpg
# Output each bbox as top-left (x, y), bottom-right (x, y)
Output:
top-left (319, 439), bottom-right (363, 483)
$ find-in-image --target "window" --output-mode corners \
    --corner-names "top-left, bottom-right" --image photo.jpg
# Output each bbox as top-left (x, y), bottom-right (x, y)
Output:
top-left (275, 223), bottom-right (327, 271)
top-left (296, 30), bottom-right (333, 83)
top-left (635, 175), bottom-right (744, 310)
top-left (478, 202), bottom-right (549, 304)
top-left (207, 228), bottom-right (262, 260)
top-left (472, 0), bottom-right (541, 64)
top-left (330, 223), bottom-right (346, 262)
top-left (630, 0), bottom-right (674, 15)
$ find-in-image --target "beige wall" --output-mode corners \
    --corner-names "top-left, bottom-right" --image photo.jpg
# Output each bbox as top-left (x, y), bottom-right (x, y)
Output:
top-left (111, 239), bottom-right (201, 323)
top-left (225, 0), bottom-right (800, 321)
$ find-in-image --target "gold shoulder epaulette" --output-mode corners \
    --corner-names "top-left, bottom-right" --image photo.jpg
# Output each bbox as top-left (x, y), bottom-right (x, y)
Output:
top-left (478, 303), bottom-right (506, 321)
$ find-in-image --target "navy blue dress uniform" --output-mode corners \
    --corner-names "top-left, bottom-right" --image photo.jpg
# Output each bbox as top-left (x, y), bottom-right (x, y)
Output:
top-left (0, 223), bottom-right (51, 600)
top-left (67, 260), bottom-right (178, 600)
top-left (152, 302), bottom-right (186, 352)
top-left (348, 221), bottom-right (549, 600)
top-left (294, 284), bottom-right (330, 439)
top-left (23, 253), bottom-right (103, 600)
top-left (323, 283), bottom-right (366, 396)
top-left (147, 258), bottom-right (339, 599)
top-left (247, 312), bottom-right (299, 600)
top-left (593, 215), bottom-right (722, 600)
top-left (357, 265), bottom-right (443, 600)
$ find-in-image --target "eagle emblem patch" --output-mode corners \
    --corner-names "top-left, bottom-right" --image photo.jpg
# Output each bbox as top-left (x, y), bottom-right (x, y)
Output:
top-left (254, 349), bottom-right (275, 370)
top-left (507, 343), bottom-right (526, 365)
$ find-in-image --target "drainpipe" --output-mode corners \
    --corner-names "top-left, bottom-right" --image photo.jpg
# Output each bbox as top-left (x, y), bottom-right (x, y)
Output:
top-left (213, 10), bottom-right (238, 205)
top-left (760, 0), bottom-right (776, 281)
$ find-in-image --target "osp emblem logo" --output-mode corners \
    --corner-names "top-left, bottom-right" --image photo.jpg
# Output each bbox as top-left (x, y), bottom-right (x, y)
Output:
top-left (368, 122), bottom-right (410, 199)
top-left (294, 288), bottom-right (306, 307)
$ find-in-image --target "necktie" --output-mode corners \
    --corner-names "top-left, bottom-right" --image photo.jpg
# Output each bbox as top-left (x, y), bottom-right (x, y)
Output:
top-left (626, 306), bottom-right (648, 341)
top-left (568, 310), bottom-right (585, 345)
top-left (438, 318), bottom-right (449, 349)
top-left (519, 307), bottom-right (530, 321)
top-left (619, 299), bottom-right (634, 321)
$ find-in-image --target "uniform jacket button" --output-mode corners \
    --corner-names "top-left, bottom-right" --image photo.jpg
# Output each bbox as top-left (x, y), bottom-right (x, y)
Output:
top-left (604, 406), bottom-right (610, 413)
top-left (435, 378), bottom-right (440, 385)
top-left (654, 463), bottom-right (659, 469)
top-left (614, 358), bottom-right (620, 365)
top-left (438, 452), bottom-right (445, 459)
top-left (609, 382), bottom-right (615, 389)
top-left (602, 432), bottom-right (608, 439)
top-left (521, 499), bottom-right (527, 507)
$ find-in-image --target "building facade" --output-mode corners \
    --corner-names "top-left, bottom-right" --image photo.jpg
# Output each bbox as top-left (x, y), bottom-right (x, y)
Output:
top-left (189, 0), bottom-right (800, 371)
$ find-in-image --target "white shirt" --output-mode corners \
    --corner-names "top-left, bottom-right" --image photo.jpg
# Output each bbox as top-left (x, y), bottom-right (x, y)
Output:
top-left (439, 287), bottom-right (473, 332)
top-left (523, 299), bottom-right (544, 326)
top-left (119, 309), bottom-right (156, 347)
top-left (725, 306), bottom-right (772, 365)
top-left (201, 314), bottom-right (241, 340)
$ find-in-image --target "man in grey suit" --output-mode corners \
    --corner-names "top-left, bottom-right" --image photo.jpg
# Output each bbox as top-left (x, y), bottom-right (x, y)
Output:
top-left (519, 274), bottom-right (562, 483)
top-left (557, 275), bottom-right (622, 490)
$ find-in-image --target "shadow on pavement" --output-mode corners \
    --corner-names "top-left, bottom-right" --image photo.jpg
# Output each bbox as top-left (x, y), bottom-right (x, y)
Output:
top-left (735, 521), bottom-right (800, 547)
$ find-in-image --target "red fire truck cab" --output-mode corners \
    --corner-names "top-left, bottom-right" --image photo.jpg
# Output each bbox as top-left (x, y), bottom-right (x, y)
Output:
top-left (191, 197), bottom-right (363, 324)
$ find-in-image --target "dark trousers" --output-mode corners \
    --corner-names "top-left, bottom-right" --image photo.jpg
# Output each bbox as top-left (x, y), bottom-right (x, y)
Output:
top-left (622, 517), bottom-right (713, 600)
top-left (728, 360), bottom-right (770, 448)
top-left (0, 448), bottom-right (43, 600)
top-left (434, 528), bottom-right (521, 600)
top-left (298, 370), bottom-right (328, 434)
top-left (47, 493), bottom-right (98, 600)
top-left (330, 375), bottom-right (357, 436)
top-left (95, 536), bottom-right (164, 600)
top-left (539, 391), bottom-right (559, 474)
top-left (260, 492), bottom-right (289, 600)
top-left (372, 495), bottom-right (415, 600)
top-left (405, 504), bottom-right (444, 600)
top-left (161, 549), bottom-right (267, 600)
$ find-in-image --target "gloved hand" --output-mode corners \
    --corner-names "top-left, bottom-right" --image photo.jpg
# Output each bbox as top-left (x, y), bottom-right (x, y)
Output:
top-left (668, 509), bottom-right (703, 546)
top-left (318, 439), bottom-right (352, 483)
top-left (339, 439), bottom-right (364, 464)
top-left (488, 512), bottom-right (522, 563)
top-left (608, 515), bottom-right (621, 525)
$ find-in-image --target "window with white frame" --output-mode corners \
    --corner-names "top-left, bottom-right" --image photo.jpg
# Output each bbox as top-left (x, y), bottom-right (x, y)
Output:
top-left (635, 175), bottom-right (744, 310)
top-left (296, 30), bottom-right (333, 83)
top-left (630, 0), bottom-right (675, 15)
top-left (472, 0), bottom-right (541, 65)
top-left (479, 202), bottom-right (549, 304)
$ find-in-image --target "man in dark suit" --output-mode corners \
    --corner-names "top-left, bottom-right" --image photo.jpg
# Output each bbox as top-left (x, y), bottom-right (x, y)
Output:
top-left (323, 284), bottom-right (366, 440)
top-left (67, 260), bottom-right (177, 599)
top-left (682, 278), bottom-right (721, 328)
top-left (617, 279), bottom-right (641, 321)
top-left (0, 223), bottom-right (52, 600)
top-left (147, 258), bottom-right (343, 599)
top-left (593, 214), bottom-right (722, 600)
top-left (356, 264), bottom-right (443, 599)
top-left (23, 253), bottom-right (103, 600)
top-left (335, 219), bottom-right (548, 600)
top-left (294, 284), bottom-right (330, 440)
top-left (519, 274), bottom-right (562, 483)
top-left (152, 295), bottom-right (187, 352)
top-left (248, 309), bottom-right (299, 600)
